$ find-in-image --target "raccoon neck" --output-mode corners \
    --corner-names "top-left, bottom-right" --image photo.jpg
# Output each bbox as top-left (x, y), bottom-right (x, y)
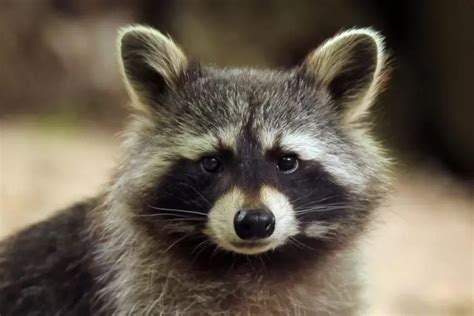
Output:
top-left (91, 201), bottom-right (361, 315)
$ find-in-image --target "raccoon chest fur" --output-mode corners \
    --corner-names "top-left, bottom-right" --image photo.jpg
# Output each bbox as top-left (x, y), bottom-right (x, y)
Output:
top-left (94, 212), bottom-right (361, 315)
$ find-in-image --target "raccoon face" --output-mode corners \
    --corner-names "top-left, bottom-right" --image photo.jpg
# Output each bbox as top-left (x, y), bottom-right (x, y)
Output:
top-left (117, 26), bottom-right (389, 257)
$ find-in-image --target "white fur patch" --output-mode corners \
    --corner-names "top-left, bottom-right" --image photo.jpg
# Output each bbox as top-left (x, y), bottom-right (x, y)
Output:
top-left (260, 129), bottom-right (369, 195)
top-left (205, 186), bottom-right (298, 255)
top-left (304, 222), bottom-right (340, 238)
top-left (259, 128), bottom-right (279, 151)
top-left (205, 187), bottom-right (244, 250)
top-left (260, 185), bottom-right (299, 243)
top-left (171, 134), bottom-right (221, 160)
top-left (170, 126), bottom-right (239, 160)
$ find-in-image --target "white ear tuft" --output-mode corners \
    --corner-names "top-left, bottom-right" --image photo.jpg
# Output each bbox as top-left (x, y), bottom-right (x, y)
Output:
top-left (117, 25), bottom-right (188, 112)
top-left (302, 28), bottom-right (389, 124)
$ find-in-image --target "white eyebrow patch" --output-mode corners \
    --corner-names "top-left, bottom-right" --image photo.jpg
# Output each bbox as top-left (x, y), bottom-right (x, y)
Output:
top-left (171, 134), bottom-right (220, 160)
top-left (260, 129), bottom-right (369, 194)
top-left (259, 128), bottom-right (279, 151)
top-left (170, 126), bottom-right (240, 160)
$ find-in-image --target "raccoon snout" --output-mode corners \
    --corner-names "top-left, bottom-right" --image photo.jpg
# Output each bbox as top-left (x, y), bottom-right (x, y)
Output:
top-left (234, 209), bottom-right (275, 240)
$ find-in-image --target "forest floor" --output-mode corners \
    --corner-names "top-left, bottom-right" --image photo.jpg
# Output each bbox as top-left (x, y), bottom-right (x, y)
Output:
top-left (1, 119), bottom-right (472, 315)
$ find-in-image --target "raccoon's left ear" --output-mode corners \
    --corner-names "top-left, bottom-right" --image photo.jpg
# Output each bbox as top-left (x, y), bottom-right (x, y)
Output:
top-left (117, 25), bottom-right (189, 113)
top-left (301, 28), bottom-right (389, 124)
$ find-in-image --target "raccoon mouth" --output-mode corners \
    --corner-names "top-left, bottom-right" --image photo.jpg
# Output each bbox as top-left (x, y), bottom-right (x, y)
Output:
top-left (227, 240), bottom-right (274, 254)
top-left (230, 240), bottom-right (271, 249)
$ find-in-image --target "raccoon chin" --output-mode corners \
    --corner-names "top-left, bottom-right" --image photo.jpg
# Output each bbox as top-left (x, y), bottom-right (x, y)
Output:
top-left (214, 238), bottom-right (280, 255)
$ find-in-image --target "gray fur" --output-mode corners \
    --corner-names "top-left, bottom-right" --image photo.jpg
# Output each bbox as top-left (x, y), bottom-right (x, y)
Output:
top-left (0, 25), bottom-right (391, 315)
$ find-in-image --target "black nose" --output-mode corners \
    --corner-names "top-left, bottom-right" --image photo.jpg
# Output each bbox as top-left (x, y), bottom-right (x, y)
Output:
top-left (234, 209), bottom-right (275, 240)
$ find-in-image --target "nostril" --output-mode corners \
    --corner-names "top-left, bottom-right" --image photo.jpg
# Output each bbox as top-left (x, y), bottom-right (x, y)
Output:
top-left (235, 210), bottom-right (246, 222)
top-left (262, 214), bottom-right (275, 237)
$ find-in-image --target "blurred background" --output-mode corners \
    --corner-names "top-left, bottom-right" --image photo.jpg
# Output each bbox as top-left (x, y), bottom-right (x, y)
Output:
top-left (0, 0), bottom-right (472, 315)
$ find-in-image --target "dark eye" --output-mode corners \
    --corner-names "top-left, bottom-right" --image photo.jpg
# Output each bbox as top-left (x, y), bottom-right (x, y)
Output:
top-left (201, 156), bottom-right (222, 173)
top-left (277, 155), bottom-right (299, 173)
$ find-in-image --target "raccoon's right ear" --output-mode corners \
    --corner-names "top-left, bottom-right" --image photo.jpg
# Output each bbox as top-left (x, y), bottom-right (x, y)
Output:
top-left (118, 25), bottom-right (188, 113)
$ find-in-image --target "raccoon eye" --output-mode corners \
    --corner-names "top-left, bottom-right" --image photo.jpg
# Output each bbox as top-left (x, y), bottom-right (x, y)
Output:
top-left (277, 155), bottom-right (299, 174)
top-left (201, 156), bottom-right (222, 173)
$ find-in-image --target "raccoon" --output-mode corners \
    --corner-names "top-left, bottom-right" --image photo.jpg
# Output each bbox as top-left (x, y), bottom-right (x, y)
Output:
top-left (0, 25), bottom-right (390, 315)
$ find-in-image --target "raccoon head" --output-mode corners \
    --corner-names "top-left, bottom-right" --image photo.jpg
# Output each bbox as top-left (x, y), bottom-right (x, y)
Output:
top-left (115, 25), bottom-right (390, 259)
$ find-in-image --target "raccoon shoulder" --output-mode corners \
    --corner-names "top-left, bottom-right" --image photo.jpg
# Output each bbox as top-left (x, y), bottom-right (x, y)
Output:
top-left (0, 199), bottom-right (101, 315)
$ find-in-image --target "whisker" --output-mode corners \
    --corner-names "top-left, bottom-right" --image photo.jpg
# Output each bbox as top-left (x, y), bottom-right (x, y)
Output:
top-left (289, 192), bottom-right (317, 204)
top-left (176, 182), bottom-right (211, 205)
top-left (191, 240), bottom-right (213, 263)
top-left (296, 201), bottom-right (352, 209)
top-left (289, 237), bottom-right (318, 252)
top-left (210, 245), bottom-right (221, 260)
top-left (134, 213), bottom-right (207, 221)
top-left (287, 238), bottom-right (305, 251)
top-left (191, 239), bottom-right (211, 255)
top-left (160, 234), bottom-right (192, 256)
top-left (291, 194), bottom-right (338, 206)
top-left (294, 201), bottom-right (359, 211)
top-left (157, 218), bottom-right (206, 223)
top-left (134, 213), bottom-right (191, 218)
top-left (145, 204), bottom-right (207, 217)
top-left (295, 206), bottom-right (353, 215)
top-left (225, 255), bottom-right (237, 277)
